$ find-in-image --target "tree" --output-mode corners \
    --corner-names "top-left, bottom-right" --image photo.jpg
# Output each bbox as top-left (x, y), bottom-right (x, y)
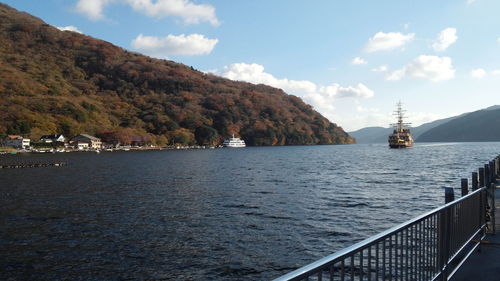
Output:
top-left (0, 3), bottom-right (355, 147)
top-left (195, 125), bottom-right (218, 146)
top-left (154, 134), bottom-right (169, 146)
top-left (97, 128), bottom-right (134, 145)
top-left (6, 121), bottom-right (31, 135)
top-left (59, 120), bottom-right (76, 137)
top-left (169, 128), bottom-right (194, 146)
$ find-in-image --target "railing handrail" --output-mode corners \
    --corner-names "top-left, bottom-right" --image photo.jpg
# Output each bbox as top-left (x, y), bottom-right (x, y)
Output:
top-left (273, 186), bottom-right (488, 281)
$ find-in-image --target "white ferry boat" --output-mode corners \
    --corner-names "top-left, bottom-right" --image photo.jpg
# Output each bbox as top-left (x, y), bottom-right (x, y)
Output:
top-left (222, 134), bottom-right (246, 148)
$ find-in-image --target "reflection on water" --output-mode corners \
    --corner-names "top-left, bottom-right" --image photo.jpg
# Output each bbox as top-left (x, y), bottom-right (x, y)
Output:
top-left (1, 142), bottom-right (499, 280)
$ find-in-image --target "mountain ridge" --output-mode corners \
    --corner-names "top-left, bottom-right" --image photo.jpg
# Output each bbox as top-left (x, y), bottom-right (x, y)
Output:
top-left (349, 105), bottom-right (500, 143)
top-left (0, 3), bottom-right (354, 146)
top-left (416, 108), bottom-right (500, 142)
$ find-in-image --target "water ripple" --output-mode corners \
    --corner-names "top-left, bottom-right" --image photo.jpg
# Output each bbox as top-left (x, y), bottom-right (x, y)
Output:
top-left (1, 142), bottom-right (499, 280)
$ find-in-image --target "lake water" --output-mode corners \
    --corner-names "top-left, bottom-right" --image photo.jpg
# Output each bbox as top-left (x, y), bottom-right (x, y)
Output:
top-left (1, 142), bottom-right (499, 280)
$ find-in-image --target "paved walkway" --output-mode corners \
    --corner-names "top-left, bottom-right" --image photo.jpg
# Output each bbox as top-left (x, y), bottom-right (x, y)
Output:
top-left (451, 182), bottom-right (500, 281)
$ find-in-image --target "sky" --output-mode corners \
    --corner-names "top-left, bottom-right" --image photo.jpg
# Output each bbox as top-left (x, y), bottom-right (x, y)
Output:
top-left (3, 0), bottom-right (500, 131)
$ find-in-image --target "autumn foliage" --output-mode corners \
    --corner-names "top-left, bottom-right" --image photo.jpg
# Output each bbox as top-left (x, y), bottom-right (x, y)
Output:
top-left (0, 3), bottom-right (354, 146)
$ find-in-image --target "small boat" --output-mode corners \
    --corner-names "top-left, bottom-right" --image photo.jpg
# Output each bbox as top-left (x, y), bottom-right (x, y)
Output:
top-left (388, 101), bottom-right (414, 148)
top-left (222, 134), bottom-right (246, 148)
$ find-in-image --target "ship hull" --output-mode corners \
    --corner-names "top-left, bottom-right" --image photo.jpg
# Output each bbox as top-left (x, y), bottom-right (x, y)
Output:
top-left (388, 131), bottom-right (414, 149)
top-left (389, 143), bottom-right (413, 148)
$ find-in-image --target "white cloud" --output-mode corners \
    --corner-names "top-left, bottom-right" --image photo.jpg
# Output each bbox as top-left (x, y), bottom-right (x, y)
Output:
top-left (317, 83), bottom-right (374, 99)
top-left (75, 0), bottom-right (113, 21)
top-left (386, 55), bottom-right (455, 82)
top-left (221, 63), bottom-right (373, 98)
top-left (365, 32), bottom-right (415, 52)
top-left (131, 33), bottom-right (218, 57)
top-left (75, 0), bottom-right (219, 25)
top-left (218, 63), bottom-right (374, 121)
top-left (56, 25), bottom-right (83, 34)
top-left (346, 112), bottom-right (392, 132)
top-left (125, 0), bottom-right (219, 25)
top-left (492, 70), bottom-right (500, 76)
top-left (385, 69), bottom-right (406, 81)
top-left (352, 57), bottom-right (367, 65)
top-left (470, 68), bottom-right (487, 78)
top-left (371, 65), bottom-right (388, 72)
top-left (467, 0), bottom-right (476, 4)
top-left (432, 28), bottom-right (457, 51)
top-left (356, 105), bottom-right (370, 112)
top-left (220, 63), bottom-right (317, 95)
top-left (302, 83), bottom-right (374, 123)
top-left (497, 38), bottom-right (500, 44)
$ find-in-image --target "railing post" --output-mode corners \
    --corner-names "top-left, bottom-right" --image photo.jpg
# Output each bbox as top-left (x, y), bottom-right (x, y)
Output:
top-left (461, 178), bottom-right (468, 196)
top-left (472, 172), bottom-right (478, 191)
top-left (497, 155), bottom-right (500, 176)
top-left (445, 187), bottom-right (455, 203)
top-left (479, 188), bottom-right (484, 253)
top-left (491, 183), bottom-right (496, 234)
top-left (442, 188), bottom-right (454, 280)
top-left (490, 161), bottom-right (495, 183)
top-left (494, 156), bottom-right (500, 176)
top-left (479, 168), bottom-right (485, 187)
top-left (495, 156), bottom-right (500, 178)
top-left (438, 205), bottom-right (452, 281)
top-left (485, 164), bottom-right (491, 187)
top-left (438, 208), bottom-right (446, 281)
top-left (495, 156), bottom-right (500, 177)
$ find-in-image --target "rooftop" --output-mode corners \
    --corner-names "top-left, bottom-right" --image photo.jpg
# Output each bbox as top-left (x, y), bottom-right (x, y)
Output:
top-left (76, 134), bottom-right (100, 141)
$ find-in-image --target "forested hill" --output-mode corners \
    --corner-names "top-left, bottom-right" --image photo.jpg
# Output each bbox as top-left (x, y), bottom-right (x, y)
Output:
top-left (0, 3), bottom-right (354, 146)
top-left (416, 108), bottom-right (500, 142)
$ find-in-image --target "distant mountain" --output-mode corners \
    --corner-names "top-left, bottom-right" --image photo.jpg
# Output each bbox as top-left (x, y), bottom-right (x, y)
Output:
top-left (348, 127), bottom-right (390, 144)
top-left (0, 3), bottom-right (354, 146)
top-left (416, 108), bottom-right (500, 142)
top-left (349, 106), bottom-right (500, 143)
top-left (484, 105), bottom-right (500, 111)
top-left (410, 116), bottom-right (459, 139)
top-left (348, 118), bottom-right (457, 144)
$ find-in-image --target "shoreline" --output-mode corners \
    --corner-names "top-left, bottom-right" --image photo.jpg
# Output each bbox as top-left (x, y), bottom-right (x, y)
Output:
top-left (0, 145), bottom-right (222, 155)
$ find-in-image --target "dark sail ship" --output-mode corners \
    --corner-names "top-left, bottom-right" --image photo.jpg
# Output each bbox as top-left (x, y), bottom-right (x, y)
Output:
top-left (388, 102), bottom-right (414, 148)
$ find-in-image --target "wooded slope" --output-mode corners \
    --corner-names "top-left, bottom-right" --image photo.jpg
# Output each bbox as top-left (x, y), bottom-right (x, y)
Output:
top-left (0, 3), bottom-right (354, 146)
top-left (416, 108), bottom-right (500, 142)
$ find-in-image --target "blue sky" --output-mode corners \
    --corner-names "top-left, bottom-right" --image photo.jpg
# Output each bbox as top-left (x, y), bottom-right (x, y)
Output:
top-left (3, 0), bottom-right (500, 131)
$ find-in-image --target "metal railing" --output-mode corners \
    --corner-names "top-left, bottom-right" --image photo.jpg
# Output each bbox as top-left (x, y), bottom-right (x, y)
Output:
top-left (273, 155), bottom-right (500, 281)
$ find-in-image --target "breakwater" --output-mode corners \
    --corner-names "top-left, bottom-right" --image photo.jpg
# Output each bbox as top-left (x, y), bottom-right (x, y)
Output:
top-left (0, 161), bottom-right (67, 169)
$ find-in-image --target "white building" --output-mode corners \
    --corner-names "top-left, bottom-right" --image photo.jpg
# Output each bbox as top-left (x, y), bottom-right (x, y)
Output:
top-left (76, 142), bottom-right (89, 150)
top-left (2, 135), bottom-right (30, 149)
top-left (39, 134), bottom-right (66, 143)
top-left (71, 134), bottom-right (101, 149)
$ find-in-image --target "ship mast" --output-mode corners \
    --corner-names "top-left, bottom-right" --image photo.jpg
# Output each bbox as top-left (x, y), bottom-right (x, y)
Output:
top-left (390, 101), bottom-right (411, 132)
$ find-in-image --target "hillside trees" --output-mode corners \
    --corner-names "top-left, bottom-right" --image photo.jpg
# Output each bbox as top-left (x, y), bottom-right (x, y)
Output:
top-left (0, 3), bottom-right (355, 146)
top-left (195, 125), bottom-right (219, 145)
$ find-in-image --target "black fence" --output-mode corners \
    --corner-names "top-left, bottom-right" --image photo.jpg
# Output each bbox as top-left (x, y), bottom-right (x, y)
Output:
top-left (273, 155), bottom-right (499, 281)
